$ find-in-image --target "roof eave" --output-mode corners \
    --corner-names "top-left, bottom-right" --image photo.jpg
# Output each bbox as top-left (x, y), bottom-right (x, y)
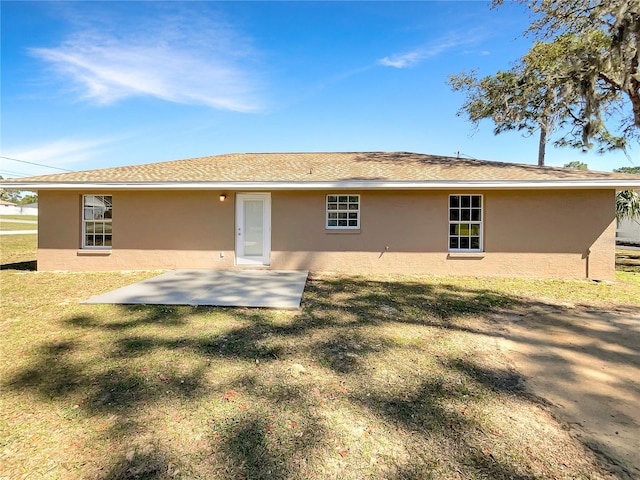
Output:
top-left (2, 180), bottom-right (640, 190)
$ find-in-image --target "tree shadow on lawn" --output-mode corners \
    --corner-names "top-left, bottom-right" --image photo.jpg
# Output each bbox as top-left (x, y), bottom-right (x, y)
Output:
top-left (98, 443), bottom-right (178, 480)
top-left (65, 305), bottom-right (193, 330)
top-left (3, 276), bottom-right (627, 479)
top-left (212, 406), bottom-right (329, 480)
top-left (352, 376), bottom-right (539, 480)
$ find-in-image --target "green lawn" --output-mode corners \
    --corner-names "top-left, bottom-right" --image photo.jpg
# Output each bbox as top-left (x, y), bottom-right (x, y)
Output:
top-left (0, 222), bottom-right (37, 231)
top-left (1, 236), bottom-right (638, 479)
top-left (0, 214), bottom-right (38, 231)
top-left (0, 234), bottom-right (38, 269)
top-left (0, 214), bottom-right (38, 221)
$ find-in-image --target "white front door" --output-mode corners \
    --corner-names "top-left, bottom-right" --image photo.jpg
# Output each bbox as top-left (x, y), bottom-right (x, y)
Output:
top-left (235, 193), bottom-right (271, 265)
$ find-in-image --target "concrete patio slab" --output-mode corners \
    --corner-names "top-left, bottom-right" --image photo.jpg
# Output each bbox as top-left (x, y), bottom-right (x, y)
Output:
top-left (82, 269), bottom-right (309, 309)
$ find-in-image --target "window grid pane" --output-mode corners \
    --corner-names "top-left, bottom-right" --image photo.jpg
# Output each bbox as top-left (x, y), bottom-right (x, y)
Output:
top-left (83, 195), bottom-right (112, 249)
top-left (448, 195), bottom-right (482, 252)
top-left (326, 194), bottom-right (359, 229)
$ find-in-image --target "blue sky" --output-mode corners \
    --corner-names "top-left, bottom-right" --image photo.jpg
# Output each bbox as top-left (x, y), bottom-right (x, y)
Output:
top-left (1, 1), bottom-right (637, 178)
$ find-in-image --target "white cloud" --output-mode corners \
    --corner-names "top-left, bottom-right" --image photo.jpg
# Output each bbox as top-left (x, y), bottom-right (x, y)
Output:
top-left (378, 35), bottom-right (483, 69)
top-left (378, 51), bottom-right (424, 69)
top-left (29, 7), bottom-right (263, 112)
top-left (1, 137), bottom-right (116, 175)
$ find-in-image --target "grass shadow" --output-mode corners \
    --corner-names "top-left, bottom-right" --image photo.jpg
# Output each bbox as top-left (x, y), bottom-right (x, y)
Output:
top-left (98, 443), bottom-right (179, 480)
top-left (447, 358), bottom-right (527, 395)
top-left (219, 414), bottom-right (289, 480)
top-left (65, 305), bottom-right (197, 331)
top-left (1, 260), bottom-right (36, 270)
top-left (353, 376), bottom-right (539, 480)
top-left (3, 274), bottom-right (633, 479)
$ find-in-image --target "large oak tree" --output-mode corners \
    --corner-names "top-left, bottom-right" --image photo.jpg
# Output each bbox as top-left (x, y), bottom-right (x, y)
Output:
top-left (449, 0), bottom-right (639, 165)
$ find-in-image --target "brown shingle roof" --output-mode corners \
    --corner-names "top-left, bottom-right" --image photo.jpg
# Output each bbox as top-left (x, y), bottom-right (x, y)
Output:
top-left (3, 152), bottom-right (640, 184)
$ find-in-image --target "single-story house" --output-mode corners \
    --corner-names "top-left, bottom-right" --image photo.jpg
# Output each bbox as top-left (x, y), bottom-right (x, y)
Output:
top-left (2, 152), bottom-right (640, 280)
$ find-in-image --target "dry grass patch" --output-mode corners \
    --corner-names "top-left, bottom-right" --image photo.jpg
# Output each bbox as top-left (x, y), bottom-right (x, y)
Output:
top-left (2, 238), bottom-right (638, 479)
top-left (0, 214), bottom-right (38, 221)
top-left (3, 272), bottom-right (633, 479)
top-left (0, 222), bottom-right (37, 231)
top-left (0, 234), bottom-right (37, 269)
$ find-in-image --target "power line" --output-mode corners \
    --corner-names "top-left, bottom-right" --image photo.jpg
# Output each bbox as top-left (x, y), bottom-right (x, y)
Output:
top-left (0, 169), bottom-right (32, 177)
top-left (454, 151), bottom-right (477, 160)
top-left (0, 155), bottom-right (74, 172)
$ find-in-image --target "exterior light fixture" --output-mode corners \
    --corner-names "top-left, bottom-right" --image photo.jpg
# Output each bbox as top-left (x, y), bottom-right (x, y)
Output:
top-left (219, 194), bottom-right (227, 202)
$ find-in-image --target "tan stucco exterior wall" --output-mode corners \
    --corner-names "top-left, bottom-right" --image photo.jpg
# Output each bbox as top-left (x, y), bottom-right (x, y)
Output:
top-left (37, 189), bottom-right (616, 280)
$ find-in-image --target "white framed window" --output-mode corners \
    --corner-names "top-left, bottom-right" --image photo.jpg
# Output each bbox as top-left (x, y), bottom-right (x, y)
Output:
top-left (326, 194), bottom-right (360, 229)
top-left (82, 195), bottom-right (112, 248)
top-left (449, 194), bottom-right (483, 251)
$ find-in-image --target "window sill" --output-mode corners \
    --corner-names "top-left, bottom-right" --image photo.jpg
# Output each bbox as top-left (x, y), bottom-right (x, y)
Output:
top-left (77, 249), bottom-right (112, 256)
top-left (447, 252), bottom-right (485, 259)
top-left (325, 229), bottom-right (361, 234)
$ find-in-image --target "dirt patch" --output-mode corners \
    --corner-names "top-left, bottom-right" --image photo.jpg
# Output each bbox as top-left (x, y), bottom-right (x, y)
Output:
top-left (492, 304), bottom-right (640, 479)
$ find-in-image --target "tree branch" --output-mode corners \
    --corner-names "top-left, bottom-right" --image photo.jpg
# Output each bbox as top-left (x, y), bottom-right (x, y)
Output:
top-left (597, 72), bottom-right (622, 91)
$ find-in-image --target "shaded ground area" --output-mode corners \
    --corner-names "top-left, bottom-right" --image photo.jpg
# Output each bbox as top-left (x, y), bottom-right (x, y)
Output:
top-left (3, 270), bottom-right (637, 479)
top-left (495, 305), bottom-right (640, 479)
top-left (2, 233), bottom-right (639, 479)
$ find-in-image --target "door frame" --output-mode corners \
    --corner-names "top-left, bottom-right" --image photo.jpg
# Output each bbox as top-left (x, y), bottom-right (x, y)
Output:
top-left (235, 193), bottom-right (271, 266)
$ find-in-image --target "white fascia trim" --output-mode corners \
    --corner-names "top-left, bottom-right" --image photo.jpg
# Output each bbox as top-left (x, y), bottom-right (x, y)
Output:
top-left (2, 180), bottom-right (640, 190)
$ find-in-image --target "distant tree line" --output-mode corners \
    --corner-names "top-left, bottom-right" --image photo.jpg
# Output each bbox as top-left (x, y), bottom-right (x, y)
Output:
top-left (0, 176), bottom-right (37, 204)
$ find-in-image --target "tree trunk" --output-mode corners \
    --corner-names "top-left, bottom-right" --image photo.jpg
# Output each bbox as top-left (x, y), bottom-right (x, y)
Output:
top-left (537, 120), bottom-right (547, 166)
top-left (629, 79), bottom-right (640, 129)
